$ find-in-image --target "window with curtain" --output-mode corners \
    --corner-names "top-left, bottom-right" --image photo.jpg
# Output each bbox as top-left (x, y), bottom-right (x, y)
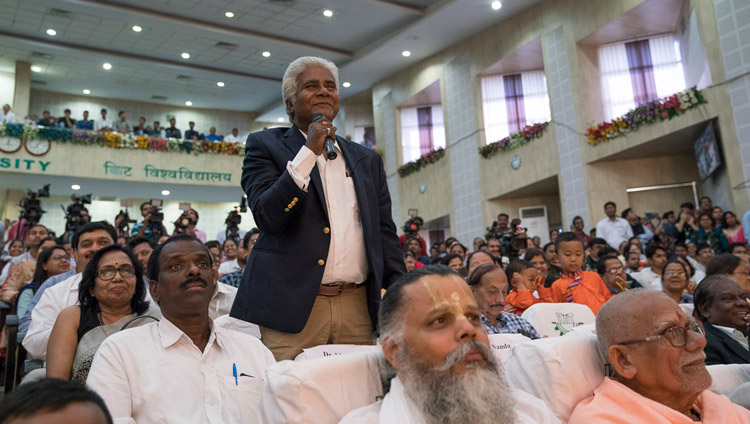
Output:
top-left (400, 104), bottom-right (446, 164)
top-left (480, 70), bottom-right (551, 145)
top-left (598, 34), bottom-right (687, 120)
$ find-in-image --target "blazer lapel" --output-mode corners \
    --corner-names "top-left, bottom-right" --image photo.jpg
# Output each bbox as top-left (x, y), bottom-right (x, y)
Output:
top-left (285, 126), bottom-right (329, 221)
top-left (709, 323), bottom-right (750, 362)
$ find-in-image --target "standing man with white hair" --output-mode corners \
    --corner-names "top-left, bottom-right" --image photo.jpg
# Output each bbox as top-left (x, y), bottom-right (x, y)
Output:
top-left (1, 104), bottom-right (16, 123)
top-left (231, 56), bottom-right (405, 360)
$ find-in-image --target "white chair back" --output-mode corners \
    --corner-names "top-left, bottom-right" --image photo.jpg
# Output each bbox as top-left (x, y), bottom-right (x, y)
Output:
top-left (487, 333), bottom-right (531, 363)
top-left (521, 303), bottom-right (595, 338)
top-left (294, 344), bottom-right (380, 361)
top-left (678, 303), bottom-right (695, 317)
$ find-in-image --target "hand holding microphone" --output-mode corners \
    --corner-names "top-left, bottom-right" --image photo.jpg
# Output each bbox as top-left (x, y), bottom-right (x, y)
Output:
top-left (310, 113), bottom-right (337, 160)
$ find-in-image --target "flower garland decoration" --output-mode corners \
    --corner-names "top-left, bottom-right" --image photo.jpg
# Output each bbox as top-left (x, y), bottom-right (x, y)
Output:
top-left (122, 134), bottom-right (138, 149)
top-left (149, 137), bottom-right (167, 151)
top-left (136, 136), bottom-right (150, 149)
top-left (398, 148), bottom-right (445, 178)
top-left (586, 87), bottom-right (707, 146)
top-left (479, 122), bottom-right (550, 159)
top-left (166, 137), bottom-right (181, 152)
top-left (102, 132), bottom-right (122, 148)
top-left (0, 122), bottom-right (6, 136)
top-left (22, 123), bottom-right (39, 142)
top-left (5, 124), bottom-right (23, 139)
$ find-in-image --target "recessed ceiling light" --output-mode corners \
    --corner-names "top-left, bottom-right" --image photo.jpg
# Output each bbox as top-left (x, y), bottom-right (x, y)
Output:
top-left (83, 89), bottom-right (91, 94)
top-left (323, 9), bottom-right (333, 17)
top-left (217, 81), bottom-right (225, 87)
top-left (31, 66), bottom-right (42, 73)
top-left (132, 25), bottom-right (142, 32)
top-left (402, 50), bottom-right (411, 57)
top-left (342, 82), bottom-right (351, 88)
top-left (181, 52), bottom-right (190, 59)
top-left (262, 51), bottom-right (271, 57)
top-left (46, 29), bottom-right (56, 36)
top-left (71, 184), bottom-right (81, 190)
top-left (277, 117), bottom-right (285, 122)
top-left (491, 1), bottom-right (502, 10)
top-left (185, 101), bottom-right (193, 106)
top-left (161, 190), bottom-right (171, 196)
top-left (225, 11), bottom-right (234, 18)
top-left (102, 63), bottom-right (112, 70)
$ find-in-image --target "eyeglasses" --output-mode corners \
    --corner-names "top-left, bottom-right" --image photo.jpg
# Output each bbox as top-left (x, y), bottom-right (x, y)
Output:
top-left (97, 265), bottom-right (136, 280)
top-left (51, 254), bottom-right (71, 262)
top-left (665, 269), bottom-right (686, 276)
top-left (618, 320), bottom-right (704, 348)
top-left (605, 266), bottom-right (623, 275)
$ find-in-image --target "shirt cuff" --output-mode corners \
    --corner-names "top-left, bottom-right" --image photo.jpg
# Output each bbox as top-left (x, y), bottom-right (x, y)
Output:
top-left (287, 145), bottom-right (317, 191)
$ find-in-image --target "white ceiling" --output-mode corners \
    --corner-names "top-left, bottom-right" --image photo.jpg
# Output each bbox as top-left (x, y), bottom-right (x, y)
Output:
top-left (0, 0), bottom-right (541, 119)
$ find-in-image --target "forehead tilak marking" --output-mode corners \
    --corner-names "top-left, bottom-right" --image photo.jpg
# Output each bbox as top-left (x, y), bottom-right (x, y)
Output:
top-left (420, 276), bottom-right (473, 321)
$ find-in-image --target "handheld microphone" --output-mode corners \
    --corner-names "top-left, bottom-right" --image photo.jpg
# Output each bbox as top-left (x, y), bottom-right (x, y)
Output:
top-left (312, 113), bottom-right (337, 160)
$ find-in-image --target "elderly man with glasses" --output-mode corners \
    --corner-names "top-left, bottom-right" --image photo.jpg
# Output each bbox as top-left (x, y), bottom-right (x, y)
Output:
top-left (570, 288), bottom-right (750, 423)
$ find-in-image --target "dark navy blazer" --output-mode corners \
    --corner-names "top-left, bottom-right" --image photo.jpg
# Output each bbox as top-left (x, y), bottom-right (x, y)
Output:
top-left (703, 321), bottom-right (750, 365)
top-left (230, 126), bottom-right (405, 333)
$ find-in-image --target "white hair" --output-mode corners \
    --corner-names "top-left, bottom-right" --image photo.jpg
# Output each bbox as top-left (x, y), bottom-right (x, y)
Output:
top-left (281, 56), bottom-right (339, 119)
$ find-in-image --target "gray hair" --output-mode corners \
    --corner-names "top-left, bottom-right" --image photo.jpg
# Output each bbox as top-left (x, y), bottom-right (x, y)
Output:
top-left (281, 56), bottom-right (339, 120)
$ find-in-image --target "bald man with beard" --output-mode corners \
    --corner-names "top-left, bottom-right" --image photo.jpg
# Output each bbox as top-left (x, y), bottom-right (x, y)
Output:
top-left (339, 265), bottom-right (559, 424)
top-left (570, 289), bottom-right (750, 423)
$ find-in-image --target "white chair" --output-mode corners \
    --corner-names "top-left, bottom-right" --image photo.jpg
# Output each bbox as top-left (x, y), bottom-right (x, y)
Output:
top-left (487, 333), bottom-right (531, 364)
top-left (294, 344), bottom-right (380, 361)
top-left (213, 314), bottom-right (261, 339)
top-left (521, 303), bottom-right (596, 338)
top-left (258, 351), bottom-right (384, 424)
top-left (678, 303), bottom-right (695, 317)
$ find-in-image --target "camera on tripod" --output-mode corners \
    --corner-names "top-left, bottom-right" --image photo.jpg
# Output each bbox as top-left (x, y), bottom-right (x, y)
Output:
top-left (402, 216), bottom-right (423, 236)
top-left (174, 203), bottom-right (193, 234)
top-left (149, 199), bottom-right (164, 223)
top-left (223, 197), bottom-right (247, 244)
top-left (63, 193), bottom-right (91, 234)
top-left (19, 184), bottom-right (50, 226)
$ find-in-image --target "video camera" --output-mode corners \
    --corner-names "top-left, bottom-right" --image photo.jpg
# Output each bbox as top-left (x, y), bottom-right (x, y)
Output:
top-left (485, 219), bottom-right (528, 258)
top-left (402, 216), bottom-right (422, 236)
top-left (115, 209), bottom-right (137, 233)
top-left (19, 184), bottom-right (50, 227)
top-left (173, 203), bottom-right (194, 234)
top-left (62, 193), bottom-right (91, 236)
top-left (149, 199), bottom-right (164, 224)
top-left (223, 197), bottom-right (247, 245)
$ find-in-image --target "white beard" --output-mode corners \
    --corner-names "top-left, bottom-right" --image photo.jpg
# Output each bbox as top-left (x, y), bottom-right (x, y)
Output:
top-left (396, 340), bottom-right (519, 424)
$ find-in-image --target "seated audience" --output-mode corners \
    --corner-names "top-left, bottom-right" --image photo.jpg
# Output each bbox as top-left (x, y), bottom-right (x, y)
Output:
top-left (466, 250), bottom-right (495, 273)
top-left (543, 242), bottom-right (563, 282)
top-left (0, 239), bottom-right (25, 275)
top-left (525, 248), bottom-right (558, 287)
top-left (218, 229), bottom-right (258, 284)
top-left (221, 238), bottom-right (237, 263)
top-left (113, 110), bottom-right (131, 134)
top-left (504, 259), bottom-right (549, 314)
top-left (730, 242), bottom-right (750, 257)
top-left (549, 232), bottom-right (612, 315)
top-left (76, 110), bottom-right (94, 130)
top-left (694, 275), bottom-right (750, 365)
top-left (184, 121), bottom-right (200, 140)
top-left (204, 126), bottom-right (223, 142)
top-left (224, 127), bottom-right (242, 143)
top-left (0, 378), bottom-right (113, 424)
top-left (87, 235), bottom-right (275, 422)
top-left (126, 236), bottom-right (154, 274)
top-left (0, 236), bottom-right (58, 305)
top-left (1, 103), bottom-right (16, 123)
top-left (723, 211), bottom-right (746, 244)
top-left (403, 251), bottom-right (417, 272)
top-left (449, 242), bottom-right (468, 261)
top-left (133, 116), bottom-right (149, 135)
top-left (570, 289), bottom-right (750, 423)
top-left (58, 109), bottom-right (76, 128)
top-left (46, 245), bottom-right (160, 383)
top-left (692, 211), bottom-right (728, 254)
top-left (706, 253), bottom-right (750, 292)
top-left (625, 250), bottom-right (642, 274)
top-left (16, 246), bottom-right (71, 318)
top-left (405, 236), bottom-right (431, 266)
top-left (37, 110), bottom-right (56, 127)
top-left (468, 263), bottom-right (540, 338)
top-left (340, 265), bottom-right (557, 423)
top-left (164, 118), bottom-right (181, 139)
top-left (439, 253), bottom-right (465, 276)
top-left (631, 244), bottom-right (667, 290)
top-left (598, 255), bottom-right (629, 295)
top-left (148, 120), bottom-right (161, 136)
top-left (661, 258), bottom-right (693, 304)
top-left (94, 109), bottom-right (111, 132)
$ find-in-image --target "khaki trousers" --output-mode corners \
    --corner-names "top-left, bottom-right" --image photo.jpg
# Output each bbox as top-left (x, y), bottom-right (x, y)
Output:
top-left (260, 285), bottom-right (374, 361)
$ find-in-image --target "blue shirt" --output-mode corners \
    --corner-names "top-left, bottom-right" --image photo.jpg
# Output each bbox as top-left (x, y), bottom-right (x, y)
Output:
top-left (743, 211), bottom-right (750, 243)
top-left (480, 311), bottom-right (540, 339)
top-left (205, 134), bottom-right (223, 142)
top-left (76, 120), bottom-right (94, 130)
top-left (19, 269), bottom-right (77, 333)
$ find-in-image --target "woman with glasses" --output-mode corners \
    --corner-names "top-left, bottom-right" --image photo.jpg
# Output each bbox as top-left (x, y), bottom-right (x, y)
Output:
top-left (15, 246), bottom-right (72, 319)
top-left (661, 259), bottom-right (693, 304)
top-left (46, 245), bottom-right (160, 383)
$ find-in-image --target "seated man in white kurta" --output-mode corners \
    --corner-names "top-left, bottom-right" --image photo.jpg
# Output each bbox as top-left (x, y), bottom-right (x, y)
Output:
top-left (339, 265), bottom-right (559, 424)
top-left (87, 236), bottom-right (275, 423)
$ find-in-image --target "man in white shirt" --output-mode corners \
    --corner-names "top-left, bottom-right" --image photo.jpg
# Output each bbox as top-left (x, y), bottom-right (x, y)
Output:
top-left (87, 235), bottom-right (275, 423)
top-left (23, 222), bottom-right (117, 359)
top-left (223, 127), bottom-right (243, 143)
top-left (94, 108), bottom-right (111, 132)
top-left (631, 244), bottom-right (667, 290)
top-left (595, 201), bottom-right (634, 250)
top-left (1, 104), bottom-right (16, 123)
top-left (339, 266), bottom-right (560, 424)
top-left (218, 229), bottom-right (259, 276)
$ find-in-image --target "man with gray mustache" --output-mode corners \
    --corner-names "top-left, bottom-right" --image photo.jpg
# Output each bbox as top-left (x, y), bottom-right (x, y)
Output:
top-left (570, 289), bottom-right (750, 423)
top-left (340, 265), bottom-right (559, 424)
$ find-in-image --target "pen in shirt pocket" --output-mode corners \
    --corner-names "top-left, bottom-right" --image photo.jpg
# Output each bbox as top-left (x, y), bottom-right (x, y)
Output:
top-left (233, 363), bottom-right (238, 385)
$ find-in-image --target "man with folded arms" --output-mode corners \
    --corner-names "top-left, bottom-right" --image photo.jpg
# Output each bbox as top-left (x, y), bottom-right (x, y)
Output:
top-left (87, 235), bottom-right (275, 423)
top-left (570, 288), bottom-right (750, 423)
top-left (340, 265), bottom-right (559, 424)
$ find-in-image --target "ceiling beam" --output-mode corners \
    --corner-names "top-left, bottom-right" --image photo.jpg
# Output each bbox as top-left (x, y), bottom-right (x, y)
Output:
top-left (0, 30), bottom-right (283, 83)
top-left (370, 0), bottom-right (426, 15)
top-left (56, 0), bottom-right (354, 59)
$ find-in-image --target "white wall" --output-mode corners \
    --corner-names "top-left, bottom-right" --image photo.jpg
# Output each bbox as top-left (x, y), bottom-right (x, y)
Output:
top-left (0, 71), bottom-right (15, 110)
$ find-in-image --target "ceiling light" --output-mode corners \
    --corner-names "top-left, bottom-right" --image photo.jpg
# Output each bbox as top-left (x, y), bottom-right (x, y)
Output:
top-left (225, 11), bottom-right (234, 18)
top-left (491, 1), bottom-right (502, 10)
top-left (46, 29), bottom-right (56, 36)
top-left (83, 89), bottom-right (91, 94)
top-left (262, 51), bottom-right (271, 57)
top-left (102, 63), bottom-right (112, 70)
top-left (217, 81), bottom-right (225, 87)
top-left (342, 82), bottom-right (351, 88)
top-left (161, 190), bottom-right (171, 196)
top-left (31, 66), bottom-right (42, 73)
top-left (181, 52), bottom-right (190, 59)
top-left (185, 101), bottom-right (193, 106)
top-left (132, 25), bottom-right (142, 32)
top-left (323, 9), bottom-right (333, 17)
top-left (277, 117), bottom-right (285, 122)
top-left (71, 184), bottom-right (81, 190)
top-left (402, 50), bottom-right (411, 57)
